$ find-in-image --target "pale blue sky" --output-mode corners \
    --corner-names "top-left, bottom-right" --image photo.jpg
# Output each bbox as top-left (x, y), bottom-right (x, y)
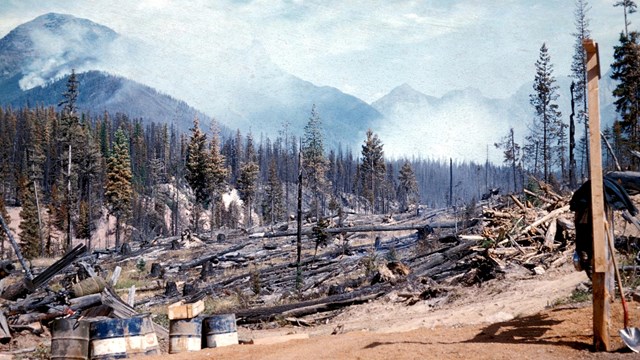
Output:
top-left (0, 0), bottom-right (629, 102)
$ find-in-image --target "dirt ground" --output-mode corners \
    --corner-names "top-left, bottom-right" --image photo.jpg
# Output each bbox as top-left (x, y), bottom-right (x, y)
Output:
top-left (141, 264), bottom-right (640, 360)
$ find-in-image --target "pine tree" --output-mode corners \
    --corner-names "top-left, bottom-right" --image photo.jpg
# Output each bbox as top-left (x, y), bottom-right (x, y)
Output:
top-left (528, 43), bottom-right (563, 182)
top-left (0, 195), bottom-right (10, 259)
top-left (185, 117), bottom-right (210, 231)
top-left (494, 128), bottom-right (521, 192)
top-left (571, 0), bottom-right (591, 181)
top-left (237, 161), bottom-right (259, 227)
top-left (207, 121), bottom-right (228, 229)
top-left (58, 69), bottom-right (81, 251)
top-left (611, 31), bottom-right (640, 169)
top-left (359, 129), bottom-right (386, 213)
top-left (263, 158), bottom-right (284, 225)
top-left (397, 161), bottom-right (418, 212)
top-left (302, 105), bottom-right (327, 219)
top-left (18, 176), bottom-right (39, 259)
top-left (105, 127), bottom-right (133, 249)
top-left (615, 0), bottom-right (638, 36)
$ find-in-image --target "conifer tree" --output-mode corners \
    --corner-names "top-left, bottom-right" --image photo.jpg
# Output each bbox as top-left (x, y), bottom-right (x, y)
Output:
top-left (58, 69), bottom-right (81, 251)
top-left (359, 129), bottom-right (386, 213)
top-left (615, 0), bottom-right (637, 36)
top-left (207, 120), bottom-right (228, 229)
top-left (18, 176), bottom-right (39, 259)
top-left (528, 43), bottom-right (563, 183)
top-left (494, 128), bottom-right (521, 192)
top-left (185, 117), bottom-right (210, 231)
top-left (611, 31), bottom-right (640, 169)
top-left (105, 127), bottom-right (133, 249)
top-left (571, 0), bottom-right (591, 181)
top-left (263, 158), bottom-right (284, 225)
top-left (302, 105), bottom-right (327, 219)
top-left (0, 196), bottom-right (10, 259)
top-left (397, 161), bottom-right (418, 212)
top-left (237, 161), bottom-right (259, 227)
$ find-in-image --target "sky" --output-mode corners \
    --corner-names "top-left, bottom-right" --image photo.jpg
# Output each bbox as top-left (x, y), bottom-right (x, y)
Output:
top-left (0, 0), bottom-right (629, 103)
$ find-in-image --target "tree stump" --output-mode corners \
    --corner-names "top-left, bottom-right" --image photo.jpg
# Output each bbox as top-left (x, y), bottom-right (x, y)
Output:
top-left (149, 263), bottom-right (162, 278)
top-left (120, 243), bottom-right (132, 255)
top-left (164, 281), bottom-right (179, 297)
top-left (200, 261), bottom-right (214, 279)
top-left (182, 282), bottom-right (197, 297)
top-left (217, 233), bottom-right (226, 243)
top-left (417, 225), bottom-right (433, 240)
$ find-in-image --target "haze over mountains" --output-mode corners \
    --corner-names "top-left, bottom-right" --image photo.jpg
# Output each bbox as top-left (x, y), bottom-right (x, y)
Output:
top-left (0, 13), bottom-right (620, 163)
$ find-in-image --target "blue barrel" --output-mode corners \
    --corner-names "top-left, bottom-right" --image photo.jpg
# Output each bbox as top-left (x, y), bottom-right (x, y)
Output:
top-left (50, 318), bottom-right (90, 360)
top-left (90, 318), bottom-right (127, 359)
top-left (169, 317), bottom-right (202, 353)
top-left (203, 314), bottom-right (238, 348)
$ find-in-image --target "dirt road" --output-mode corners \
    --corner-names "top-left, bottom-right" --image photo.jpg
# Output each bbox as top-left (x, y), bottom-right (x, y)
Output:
top-left (146, 266), bottom-right (640, 359)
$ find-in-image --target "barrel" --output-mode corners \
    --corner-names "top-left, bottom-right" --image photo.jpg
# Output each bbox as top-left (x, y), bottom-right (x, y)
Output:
top-left (122, 314), bottom-right (160, 356)
top-left (169, 317), bottom-right (202, 353)
top-left (203, 314), bottom-right (238, 348)
top-left (50, 318), bottom-right (90, 360)
top-left (89, 318), bottom-right (127, 359)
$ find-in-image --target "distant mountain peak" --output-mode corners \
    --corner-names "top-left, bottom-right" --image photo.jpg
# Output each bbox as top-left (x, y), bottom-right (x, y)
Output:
top-left (0, 12), bottom-right (119, 89)
top-left (372, 83), bottom-right (435, 108)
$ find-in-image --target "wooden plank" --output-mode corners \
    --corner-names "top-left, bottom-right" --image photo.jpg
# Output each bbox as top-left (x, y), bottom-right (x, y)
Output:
top-left (584, 38), bottom-right (610, 352)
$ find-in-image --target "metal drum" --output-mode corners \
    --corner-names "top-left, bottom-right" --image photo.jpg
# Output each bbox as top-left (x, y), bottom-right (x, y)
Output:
top-left (169, 317), bottom-right (202, 353)
top-left (50, 318), bottom-right (90, 360)
top-left (90, 318), bottom-right (127, 359)
top-left (203, 314), bottom-right (238, 348)
top-left (139, 314), bottom-right (160, 355)
top-left (123, 314), bottom-right (160, 356)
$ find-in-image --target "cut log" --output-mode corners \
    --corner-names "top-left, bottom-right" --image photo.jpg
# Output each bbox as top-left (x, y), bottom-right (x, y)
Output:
top-left (236, 284), bottom-right (389, 324)
top-left (68, 293), bottom-right (102, 311)
top-left (543, 220), bottom-right (557, 249)
top-left (519, 205), bottom-right (570, 237)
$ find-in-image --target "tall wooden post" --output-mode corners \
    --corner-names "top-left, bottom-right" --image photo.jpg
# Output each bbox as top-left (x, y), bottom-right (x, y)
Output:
top-left (584, 38), bottom-right (611, 352)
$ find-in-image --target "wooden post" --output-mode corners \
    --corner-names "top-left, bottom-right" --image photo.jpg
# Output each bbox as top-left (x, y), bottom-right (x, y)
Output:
top-left (584, 38), bottom-right (611, 352)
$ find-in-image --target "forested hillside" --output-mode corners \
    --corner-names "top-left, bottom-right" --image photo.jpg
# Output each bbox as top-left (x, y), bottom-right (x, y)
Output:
top-left (0, 72), bottom-right (512, 259)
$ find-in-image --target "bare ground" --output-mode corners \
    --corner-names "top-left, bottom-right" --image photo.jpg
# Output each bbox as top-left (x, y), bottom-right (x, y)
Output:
top-left (143, 264), bottom-right (640, 360)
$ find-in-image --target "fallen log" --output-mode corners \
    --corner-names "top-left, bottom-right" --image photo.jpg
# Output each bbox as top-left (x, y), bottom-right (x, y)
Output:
top-left (518, 205), bottom-right (570, 237)
top-left (68, 293), bottom-right (102, 311)
top-left (178, 243), bottom-right (249, 270)
top-left (250, 219), bottom-right (478, 239)
top-left (236, 284), bottom-right (390, 324)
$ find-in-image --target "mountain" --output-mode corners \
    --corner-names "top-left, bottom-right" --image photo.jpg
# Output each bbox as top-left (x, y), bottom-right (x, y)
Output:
top-left (0, 13), bottom-right (382, 149)
top-left (1, 70), bottom-right (210, 132)
top-left (372, 84), bottom-right (524, 163)
top-left (0, 13), bottom-right (209, 132)
top-left (372, 74), bottom-right (620, 164)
